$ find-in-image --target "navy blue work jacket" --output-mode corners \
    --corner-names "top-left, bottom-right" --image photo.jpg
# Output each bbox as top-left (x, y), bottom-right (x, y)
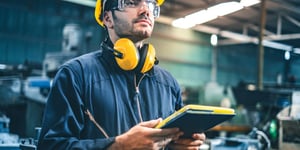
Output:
top-left (37, 44), bottom-right (183, 149)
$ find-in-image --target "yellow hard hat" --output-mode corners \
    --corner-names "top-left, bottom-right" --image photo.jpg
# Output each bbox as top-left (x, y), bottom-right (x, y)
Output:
top-left (95, 0), bottom-right (165, 27)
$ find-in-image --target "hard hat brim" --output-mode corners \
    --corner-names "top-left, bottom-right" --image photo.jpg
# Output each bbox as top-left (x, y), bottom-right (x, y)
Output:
top-left (157, 0), bottom-right (164, 6)
top-left (95, 0), bottom-right (104, 26)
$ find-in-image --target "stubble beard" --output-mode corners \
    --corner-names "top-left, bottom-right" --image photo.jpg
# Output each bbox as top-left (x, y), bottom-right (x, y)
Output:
top-left (114, 20), bottom-right (152, 42)
top-left (131, 27), bottom-right (152, 42)
top-left (115, 25), bottom-right (152, 43)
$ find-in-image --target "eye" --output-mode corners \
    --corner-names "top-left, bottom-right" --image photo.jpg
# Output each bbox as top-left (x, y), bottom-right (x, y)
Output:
top-left (124, 0), bottom-right (138, 7)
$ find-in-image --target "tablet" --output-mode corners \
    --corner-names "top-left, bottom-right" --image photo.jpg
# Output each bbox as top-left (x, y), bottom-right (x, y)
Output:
top-left (155, 104), bottom-right (236, 138)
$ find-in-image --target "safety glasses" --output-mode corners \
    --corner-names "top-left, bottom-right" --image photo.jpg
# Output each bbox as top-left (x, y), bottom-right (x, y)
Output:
top-left (110, 0), bottom-right (161, 18)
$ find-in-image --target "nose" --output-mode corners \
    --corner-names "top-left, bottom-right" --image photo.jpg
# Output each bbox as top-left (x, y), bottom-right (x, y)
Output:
top-left (139, 1), bottom-right (151, 16)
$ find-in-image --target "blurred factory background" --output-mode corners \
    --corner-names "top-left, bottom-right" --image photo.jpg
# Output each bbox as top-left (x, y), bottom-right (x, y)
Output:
top-left (0, 0), bottom-right (300, 149)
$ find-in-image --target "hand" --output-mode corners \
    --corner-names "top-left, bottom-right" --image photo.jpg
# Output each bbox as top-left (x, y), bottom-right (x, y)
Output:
top-left (108, 118), bottom-right (183, 150)
top-left (167, 133), bottom-right (206, 150)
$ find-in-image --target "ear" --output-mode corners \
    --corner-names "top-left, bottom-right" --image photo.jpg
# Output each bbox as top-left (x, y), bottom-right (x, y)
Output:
top-left (103, 11), bottom-right (113, 28)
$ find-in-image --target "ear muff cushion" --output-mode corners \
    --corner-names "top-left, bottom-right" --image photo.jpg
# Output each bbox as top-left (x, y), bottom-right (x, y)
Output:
top-left (114, 38), bottom-right (139, 71)
top-left (139, 44), bottom-right (156, 73)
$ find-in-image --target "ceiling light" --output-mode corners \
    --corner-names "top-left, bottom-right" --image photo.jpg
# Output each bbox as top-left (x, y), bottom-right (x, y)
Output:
top-left (172, 18), bottom-right (196, 29)
top-left (240, 0), bottom-right (261, 7)
top-left (207, 2), bottom-right (243, 16)
top-left (210, 34), bottom-right (218, 46)
top-left (172, 9), bottom-right (217, 29)
top-left (172, 0), bottom-right (261, 29)
top-left (284, 51), bottom-right (291, 60)
top-left (186, 10), bottom-right (217, 25)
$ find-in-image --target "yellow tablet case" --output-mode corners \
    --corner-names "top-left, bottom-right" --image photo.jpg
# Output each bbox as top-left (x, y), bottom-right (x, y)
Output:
top-left (155, 104), bottom-right (236, 138)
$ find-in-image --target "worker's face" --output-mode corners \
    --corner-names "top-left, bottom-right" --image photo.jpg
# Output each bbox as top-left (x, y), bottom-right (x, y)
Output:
top-left (105, 0), bottom-right (157, 42)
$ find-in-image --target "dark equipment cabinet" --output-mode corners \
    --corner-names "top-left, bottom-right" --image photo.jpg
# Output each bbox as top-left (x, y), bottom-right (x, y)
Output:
top-left (0, 98), bottom-right (45, 138)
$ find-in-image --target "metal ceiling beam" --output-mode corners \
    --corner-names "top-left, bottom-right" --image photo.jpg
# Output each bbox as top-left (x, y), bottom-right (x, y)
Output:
top-left (62, 0), bottom-right (300, 51)
top-left (266, 33), bottom-right (300, 41)
top-left (157, 15), bottom-right (299, 51)
top-left (277, 14), bottom-right (282, 35)
top-left (191, 24), bottom-right (298, 50)
top-left (246, 24), bottom-right (275, 35)
top-left (283, 14), bottom-right (300, 28)
top-left (270, 0), bottom-right (300, 15)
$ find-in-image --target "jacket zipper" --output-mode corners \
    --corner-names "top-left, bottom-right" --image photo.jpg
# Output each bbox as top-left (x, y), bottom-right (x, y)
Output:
top-left (134, 73), bottom-right (146, 122)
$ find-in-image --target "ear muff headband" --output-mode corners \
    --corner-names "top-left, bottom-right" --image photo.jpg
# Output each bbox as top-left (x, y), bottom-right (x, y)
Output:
top-left (95, 0), bottom-right (165, 27)
top-left (114, 38), bottom-right (139, 71)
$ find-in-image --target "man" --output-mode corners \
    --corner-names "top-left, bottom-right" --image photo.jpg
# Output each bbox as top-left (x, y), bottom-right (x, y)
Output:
top-left (37, 0), bottom-right (205, 149)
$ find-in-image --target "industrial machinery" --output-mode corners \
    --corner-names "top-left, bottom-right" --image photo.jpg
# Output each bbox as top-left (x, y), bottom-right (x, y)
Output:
top-left (0, 23), bottom-right (86, 149)
top-left (43, 23), bottom-right (84, 78)
top-left (0, 114), bottom-right (19, 149)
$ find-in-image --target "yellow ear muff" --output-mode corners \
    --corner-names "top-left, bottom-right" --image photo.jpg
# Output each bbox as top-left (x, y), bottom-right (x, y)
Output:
top-left (114, 38), bottom-right (139, 71)
top-left (140, 44), bottom-right (156, 73)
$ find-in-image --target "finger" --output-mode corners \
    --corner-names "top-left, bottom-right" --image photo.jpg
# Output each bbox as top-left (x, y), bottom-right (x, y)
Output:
top-left (151, 128), bottom-right (182, 140)
top-left (168, 142), bottom-right (201, 150)
top-left (192, 133), bottom-right (206, 141)
top-left (151, 130), bottom-right (183, 143)
top-left (139, 118), bottom-right (162, 128)
top-left (156, 137), bottom-right (172, 149)
top-left (173, 138), bottom-right (204, 146)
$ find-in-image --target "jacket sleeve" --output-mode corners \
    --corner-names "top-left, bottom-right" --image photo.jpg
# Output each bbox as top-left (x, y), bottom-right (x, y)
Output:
top-left (37, 65), bottom-right (115, 150)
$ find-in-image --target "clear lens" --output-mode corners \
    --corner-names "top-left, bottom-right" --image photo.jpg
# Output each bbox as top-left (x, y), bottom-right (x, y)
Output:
top-left (116, 0), bottom-right (160, 18)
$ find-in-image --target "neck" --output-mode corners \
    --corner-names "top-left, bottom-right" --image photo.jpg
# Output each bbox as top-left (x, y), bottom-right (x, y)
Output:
top-left (108, 34), bottom-right (145, 48)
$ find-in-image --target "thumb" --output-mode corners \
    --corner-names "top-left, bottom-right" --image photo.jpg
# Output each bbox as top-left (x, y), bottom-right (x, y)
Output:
top-left (140, 118), bottom-right (162, 128)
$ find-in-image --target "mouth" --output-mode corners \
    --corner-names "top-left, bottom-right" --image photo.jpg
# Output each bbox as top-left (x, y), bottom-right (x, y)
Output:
top-left (135, 19), bottom-right (152, 27)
